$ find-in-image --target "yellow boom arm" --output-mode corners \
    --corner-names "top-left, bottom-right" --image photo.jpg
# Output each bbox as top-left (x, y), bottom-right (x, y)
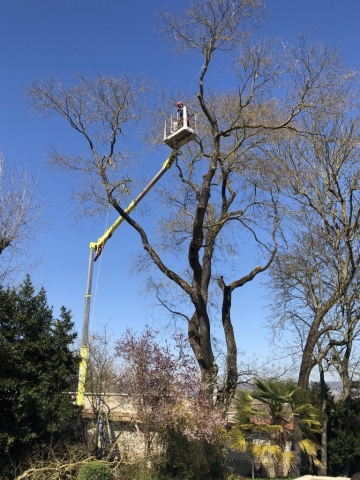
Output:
top-left (90, 149), bottom-right (179, 253)
top-left (76, 148), bottom-right (178, 405)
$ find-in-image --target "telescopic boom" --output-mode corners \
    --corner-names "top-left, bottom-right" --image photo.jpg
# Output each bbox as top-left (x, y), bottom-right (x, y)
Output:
top-left (76, 148), bottom-right (179, 405)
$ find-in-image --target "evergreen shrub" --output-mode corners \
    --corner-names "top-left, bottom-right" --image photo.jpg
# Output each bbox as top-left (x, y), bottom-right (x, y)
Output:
top-left (77, 460), bottom-right (113, 480)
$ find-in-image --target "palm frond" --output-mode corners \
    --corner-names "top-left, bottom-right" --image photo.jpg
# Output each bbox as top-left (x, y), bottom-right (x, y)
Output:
top-left (252, 443), bottom-right (282, 461)
top-left (228, 427), bottom-right (249, 452)
top-left (299, 438), bottom-right (321, 457)
top-left (282, 450), bottom-right (295, 467)
top-left (230, 378), bottom-right (322, 472)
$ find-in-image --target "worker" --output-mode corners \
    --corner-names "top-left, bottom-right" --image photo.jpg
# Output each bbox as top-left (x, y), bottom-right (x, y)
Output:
top-left (177, 101), bottom-right (184, 122)
top-left (176, 101), bottom-right (189, 127)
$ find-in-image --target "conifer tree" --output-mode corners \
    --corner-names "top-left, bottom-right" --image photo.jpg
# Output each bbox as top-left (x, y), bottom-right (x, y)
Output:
top-left (0, 276), bottom-right (79, 478)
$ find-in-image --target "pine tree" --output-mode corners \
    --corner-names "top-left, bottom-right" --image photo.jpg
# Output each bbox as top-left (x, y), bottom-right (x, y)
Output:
top-left (0, 276), bottom-right (80, 477)
top-left (327, 394), bottom-right (360, 476)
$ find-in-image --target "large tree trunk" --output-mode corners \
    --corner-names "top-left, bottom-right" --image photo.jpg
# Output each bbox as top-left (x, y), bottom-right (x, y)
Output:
top-left (339, 333), bottom-right (353, 400)
top-left (188, 309), bottom-right (218, 397)
top-left (298, 320), bottom-right (321, 390)
top-left (298, 296), bottom-right (351, 390)
top-left (215, 283), bottom-right (238, 410)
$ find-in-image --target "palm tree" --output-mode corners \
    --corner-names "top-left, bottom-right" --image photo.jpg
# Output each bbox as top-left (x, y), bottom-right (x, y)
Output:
top-left (229, 378), bottom-right (322, 477)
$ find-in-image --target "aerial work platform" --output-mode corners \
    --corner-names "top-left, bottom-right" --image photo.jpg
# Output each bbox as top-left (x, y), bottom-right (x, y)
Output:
top-left (164, 105), bottom-right (197, 149)
top-left (76, 103), bottom-right (199, 407)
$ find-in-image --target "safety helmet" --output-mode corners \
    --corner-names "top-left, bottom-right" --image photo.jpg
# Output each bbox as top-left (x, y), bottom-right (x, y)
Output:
top-left (177, 101), bottom-right (183, 107)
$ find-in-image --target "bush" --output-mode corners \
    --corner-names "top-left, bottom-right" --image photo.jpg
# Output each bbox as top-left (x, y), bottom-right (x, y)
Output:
top-left (77, 460), bottom-right (113, 480)
top-left (327, 397), bottom-right (360, 476)
top-left (158, 428), bottom-right (226, 480)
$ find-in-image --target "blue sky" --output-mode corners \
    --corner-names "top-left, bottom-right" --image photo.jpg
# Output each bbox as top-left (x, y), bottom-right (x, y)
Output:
top-left (1, 0), bottom-right (360, 365)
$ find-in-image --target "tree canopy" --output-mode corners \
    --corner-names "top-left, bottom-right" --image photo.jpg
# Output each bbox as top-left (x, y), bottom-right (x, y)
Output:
top-left (0, 276), bottom-right (79, 478)
top-left (267, 102), bottom-right (360, 389)
top-left (27, 0), bottom-right (353, 408)
top-left (0, 154), bottom-right (43, 286)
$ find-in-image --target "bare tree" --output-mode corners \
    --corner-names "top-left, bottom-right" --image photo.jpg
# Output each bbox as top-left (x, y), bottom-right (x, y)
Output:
top-left (0, 153), bottom-right (43, 285)
top-left (325, 291), bottom-right (360, 400)
top-left (28, 74), bottom-right (148, 218)
top-left (85, 327), bottom-right (120, 419)
top-left (267, 102), bottom-right (360, 390)
top-left (28, 0), bottom-right (350, 409)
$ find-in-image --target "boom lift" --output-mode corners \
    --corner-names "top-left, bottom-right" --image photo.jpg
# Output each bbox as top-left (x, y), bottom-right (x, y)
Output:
top-left (164, 104), bottom-right (196, 149)
top-left (77, 104), bottom-right (196, 406)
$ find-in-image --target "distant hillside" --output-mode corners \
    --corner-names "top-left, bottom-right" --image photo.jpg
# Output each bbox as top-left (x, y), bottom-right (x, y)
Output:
top-left (237, 380), bottom-right (344, 399)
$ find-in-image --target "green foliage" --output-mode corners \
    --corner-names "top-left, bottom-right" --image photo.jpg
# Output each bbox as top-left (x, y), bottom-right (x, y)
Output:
top-left (158, 427), bottom-right (226, 480)
top-left (327, 396), bottom-right (360, 476)
top-left (0, 276), bottom-right (80, 478)
top-left (77, 460), bottom-right (113, 480)
top-left (120, 472), bottom-right (168, 480)
top-left (229, 379), bottom-right (322, 476)
top-left (119, 426), bottom-right (226, 480)
top-left (309, 380), bottom-right (360, 476)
